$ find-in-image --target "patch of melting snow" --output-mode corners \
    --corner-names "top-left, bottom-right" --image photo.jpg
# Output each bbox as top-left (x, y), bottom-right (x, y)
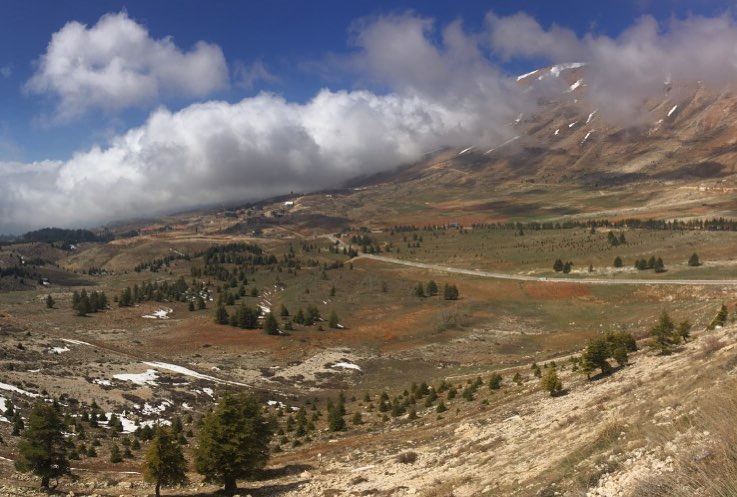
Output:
top-left (516, 69), bottom-right (539, 81)
top-left (586, 110), bottom-right (597, 123)
top-left (113, 369), bottom-right (159, 386)
top-left (554, 129), bottom-right (560, 136)
top-left (568, 121), bottom-right (577, 128)
top-left (547, 62), bottom-right (586, 78)
top-left (48, 346), bottom-right (70, 354)
top-left (668, 104), bottom-right (678, 117)
top-left (457, 146), bottom-right (474, 155)
top-left (332, 362), bottom-right (362, 372)
top-left (0, 382), bottom-right (39, 397)
top-left (92, 378), bottom-right (112, 387)
top-left (142, 308), bottom-right (173, 320)
top-left (27, 369), bottom-right (41, 373)
top-left (201, 387), bottom-right (214, 397)
top-left (484, 135), bottom-right (520, 155)
top-left (514, 113), bottom-right (523, 123)
top-left (582, 130), bottom-right (595, 144)
top-left (568, 79), bottom-right (583, 92)
top-left (142, 400), bottom-right (172, 416)
top-left (144, 361), bottom-right (241, 385)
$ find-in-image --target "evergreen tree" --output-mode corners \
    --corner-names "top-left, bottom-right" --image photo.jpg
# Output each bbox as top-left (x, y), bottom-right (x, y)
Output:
top-left (654, 257), bottom-right (666, 273)
top-left (45, 295), bottom-right (55, 309)
top-left (109, 443), bottom-right (122, 463)
top-left (195, 393), bottom-right (273, 493)
top-left (613, 256), bottom-right (623, 268)
top-left (214, 304), bottom-right (229, 325)
top-left (414, 283), bottom-right (425, 298)
top-left (650, 310), bottom-right (676, 353)
top-left (540, 368), bottom-right (563, 396)
top-left (553, 259), bottom-right (564, 272)
top-left (426, 280), bottom-right (438, 296)
top-left (676, 320), bottom-right (692, 342)
top-left (15, 402), bottom-right (71, 489)
top-left (143, 426), bottom-right (188, 497)
top-left (443, 284), bottom-right (459, 300)
top-left (688, 253), bottom-right (701, 267)
top-left (263, 312), bottom-right (279, 335)
top-left (708, 304), bottom-right (729, 330)
top-left (582, 337), bottom-right (613, 375)
top-left (328, 310), bottom-right (340, 329)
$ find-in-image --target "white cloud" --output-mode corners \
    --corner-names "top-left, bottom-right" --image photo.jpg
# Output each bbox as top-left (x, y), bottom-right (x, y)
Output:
top-left (487, 12), bottom-right (737, 121)
top-left (2, 14), bottom-right (527, 233)
top-left (25, 12), bottom-right (228, 120)
top-left (0, 66), bottom-right (11, 79)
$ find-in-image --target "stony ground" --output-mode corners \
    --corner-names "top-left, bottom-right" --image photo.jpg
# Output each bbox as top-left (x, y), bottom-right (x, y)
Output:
top-left (0, 319), bottom-right (733, 497)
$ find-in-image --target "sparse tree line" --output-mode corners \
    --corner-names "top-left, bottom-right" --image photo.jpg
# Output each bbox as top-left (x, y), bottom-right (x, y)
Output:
top-left (71, 289), bottom-right (108, 316)
top-left (413, 280), bottom-right (460, 300)
top-left (117, 277), bottom-right (208, 307)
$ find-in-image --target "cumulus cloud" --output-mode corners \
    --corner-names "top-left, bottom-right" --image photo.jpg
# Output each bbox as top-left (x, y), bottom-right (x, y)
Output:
top-left (25, 12), bottom-right (228, 120)
top-left (2, 14), bottom-right (526, 232)
top-left (487, 12), bottom-right (737, 121)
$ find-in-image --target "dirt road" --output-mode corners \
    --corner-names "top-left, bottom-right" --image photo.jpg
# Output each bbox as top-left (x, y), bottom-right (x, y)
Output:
top-left (356, 253), bottom-right (737, 286)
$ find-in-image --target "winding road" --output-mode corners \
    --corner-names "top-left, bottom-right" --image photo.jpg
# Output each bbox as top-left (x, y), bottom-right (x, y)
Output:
top-left (354, 253), bottom-right (737, 286)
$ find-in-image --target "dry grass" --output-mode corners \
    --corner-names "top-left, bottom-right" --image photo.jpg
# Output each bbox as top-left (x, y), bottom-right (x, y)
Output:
top-left (633, 380), bottom-right (737, 497)
top-left (698, 334), bottom-right (726, 358)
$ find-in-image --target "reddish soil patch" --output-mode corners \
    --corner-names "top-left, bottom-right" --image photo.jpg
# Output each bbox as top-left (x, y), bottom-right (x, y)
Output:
top-left (524, 282), bottom-right (592, 299)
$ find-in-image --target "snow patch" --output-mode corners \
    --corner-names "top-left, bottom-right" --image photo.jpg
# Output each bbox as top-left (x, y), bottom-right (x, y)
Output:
top-left (516, 69), bottom-right (539, 81)
top-left (113, 369), bottom-right (159, 386)
top-left (61, 338), bottom-right (92, 346)
top-left (457, 146), bottom-right (474, 156)
top-left (667, 105), bottom-right (678, 117)
top-left (48, 346), bottom-right (70, 354)
top-left (586, 110), bottom-right (597, 124)
top-left (142, 308), bottom-right (173, 320)
top-left (0, 382), bottom-right (39, 397)
top-left (332, 362), bottom-right (362, 372)
top-left (568, 79), bottom-right (583, 92)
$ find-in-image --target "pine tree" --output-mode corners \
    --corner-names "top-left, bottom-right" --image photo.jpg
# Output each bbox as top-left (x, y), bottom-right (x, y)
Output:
top-left (45, 295), bottom-right (55, 309)
top-left (414, 283), bottom-right (425, 298)
top-left (143, 426), bottom-right (188, 497)
top-left (214, 304), bottom-right (229, 325)
top-left (613, 256), bottom-right (623, 268)
top-left (426, 280), bottom-right (438, 296)
top-left (15, 402), bottom-right (71, 488)
top-left (540, 368), bottom-right (563, 397)
top-left (263, 313), bottom-right (279, 335)
top-left (553, 259), bottom-right (564, 272)
top-left (650, 310), bottom-right (676, 353)
top-left (708, 304), bottom-right (729, 330)
top-left (328, 310), bottom-right (340, 329)
top-left (195, 393), bottom-right (273, 493)
top-left (443, 284), bottom-right (459, 300)
top-left (688, 253), bottom-right (701, 267)
top-left (109, 443), bottom-right (122, 463)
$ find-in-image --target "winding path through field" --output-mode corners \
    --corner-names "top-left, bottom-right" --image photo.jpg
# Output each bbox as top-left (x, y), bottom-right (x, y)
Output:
top-left (355, 253), bottom-right (737, 286)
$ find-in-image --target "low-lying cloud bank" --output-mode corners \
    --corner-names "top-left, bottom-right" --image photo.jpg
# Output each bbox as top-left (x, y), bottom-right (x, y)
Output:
top-left (5, 11), bottom-right (737, 232)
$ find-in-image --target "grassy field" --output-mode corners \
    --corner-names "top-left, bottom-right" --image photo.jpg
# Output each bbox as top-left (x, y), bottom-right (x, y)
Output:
top-left (367, 226), bottom-right (737, 279)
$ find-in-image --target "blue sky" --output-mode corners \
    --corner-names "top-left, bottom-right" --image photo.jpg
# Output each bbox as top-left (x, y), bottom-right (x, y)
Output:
top-left (0, 0), bottom-right (732, 163)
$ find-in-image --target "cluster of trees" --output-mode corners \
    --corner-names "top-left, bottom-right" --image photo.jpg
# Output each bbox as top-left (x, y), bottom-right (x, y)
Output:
top-left (16, 393), bottom-right (273, 496)
top-left (606, 231), bottom-right (627, 246)
top-left (650, 311), bottom-right (692, 354)
top-left (634, 256), bottom-right (666, 272)
top-left (575, 331), bottom-right (637, 378)
top-left (215, 302), bottom-right (261, 329)
top-left (553, 259), bottom-right (574, 273)
top-left (118, 278), bottom-right (206, 307)
top-left (134, 252), bottom-right (190, 273)
top-left (22, 227), bottom-right (110, 244)
top-left (72, 289), bottom-right (108, 316)
top-left (414, 280), bottom-right (459, 300)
